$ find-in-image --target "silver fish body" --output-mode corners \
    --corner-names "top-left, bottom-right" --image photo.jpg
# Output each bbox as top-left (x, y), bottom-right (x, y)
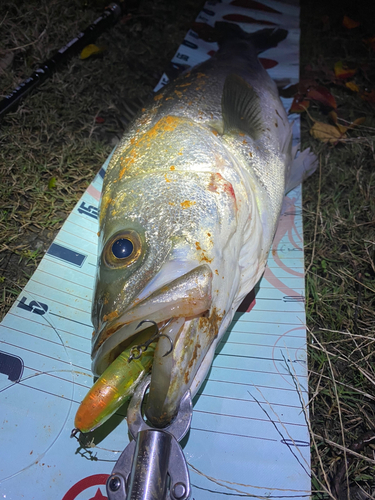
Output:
top-left (90, 27), bottom-right (313, 428)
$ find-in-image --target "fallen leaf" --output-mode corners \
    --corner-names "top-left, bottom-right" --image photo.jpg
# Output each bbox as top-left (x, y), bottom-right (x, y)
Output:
top-left (304, 62), bottom-right (337, 84)
top-left (310, 122), bottom-right (345, 143)
top-left (342, 15), bottom-right (360, 29)
top-left (289, 95), bottom-right (310, 113)
top-left (345, 81), bottom-right (359, 92)
top-left (328, 111), bottom-right (347, 134)
top-left (363, 36), bottom-right (375, 51)
top-left (328, 110), bottom-right (338, 123)
top-left (334, 61), bottom-right (357, 79)
top-left (328, 112), bottom-right (365, 134)
top-left (48, 177), bottom-right (57, 189)
top-left (347, 117), bottom-right (365, 130)
top-left (80, 44), bottom-right (105, 60)
top-left (306, 86), bottom-right (337, 109)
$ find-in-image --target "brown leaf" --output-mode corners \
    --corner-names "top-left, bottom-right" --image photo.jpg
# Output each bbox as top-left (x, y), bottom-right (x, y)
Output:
top-left (334, 61), bottom-right (357, 79)
top-left (328, 112), bottom-right (365, 133)
top-left (306, 86), bottom-right (337, 109)
top-left (328, 110), bottom-right (338, 123)
top-left (342, 15), bottom-right (360, 29)
top-left (328, 111), bottom-right (348, 134)
top-left (335, 123), bottom-right (347, 135)
top-left (345, 81), bottom-right (359, 92)
top-left (310, 122), bottom-right (345, 143)
top-left (347, 116), bottom-right (366, 130)
top-left (289, 95), bottom-right (310, 113)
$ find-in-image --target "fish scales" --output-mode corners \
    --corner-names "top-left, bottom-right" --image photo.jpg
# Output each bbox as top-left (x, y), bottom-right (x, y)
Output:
top-left (107, 36), bottom-right (290, 253)
top-left (75, 25), bottom-right (316, 432)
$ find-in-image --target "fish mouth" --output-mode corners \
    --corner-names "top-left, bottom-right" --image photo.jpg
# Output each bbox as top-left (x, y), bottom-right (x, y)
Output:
top-left (91, 264), bottom-right (213, 427)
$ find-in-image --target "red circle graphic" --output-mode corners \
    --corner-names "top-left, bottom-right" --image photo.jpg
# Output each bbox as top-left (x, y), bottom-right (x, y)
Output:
top-left (62, 474), bottom-right (110, 500)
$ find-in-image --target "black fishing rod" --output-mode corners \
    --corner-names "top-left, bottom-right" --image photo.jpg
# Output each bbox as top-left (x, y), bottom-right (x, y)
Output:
top-left (0, 2), bottom-right (124, 121)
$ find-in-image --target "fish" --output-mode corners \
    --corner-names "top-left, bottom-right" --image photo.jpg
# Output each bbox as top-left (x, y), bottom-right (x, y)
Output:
top-left (74, 23), bottom-right (317, 433)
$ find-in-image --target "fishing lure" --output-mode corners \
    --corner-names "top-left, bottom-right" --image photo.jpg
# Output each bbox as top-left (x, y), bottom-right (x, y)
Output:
top-left (74, 325), bottom-right (156, 434)
top-left (73, 320), bottom-right (174, 434)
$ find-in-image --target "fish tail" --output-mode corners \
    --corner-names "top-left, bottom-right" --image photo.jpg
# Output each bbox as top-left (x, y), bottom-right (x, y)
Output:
top-left (245, 27), bottom-right (288, 54)
top-left (215, 21), bottom-right (288, 54)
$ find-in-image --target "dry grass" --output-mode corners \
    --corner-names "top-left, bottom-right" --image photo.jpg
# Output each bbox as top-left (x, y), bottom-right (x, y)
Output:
top-left (0, 0), bottom-right (201, 317)
top-left (301, 0), bottom-right (375, 497)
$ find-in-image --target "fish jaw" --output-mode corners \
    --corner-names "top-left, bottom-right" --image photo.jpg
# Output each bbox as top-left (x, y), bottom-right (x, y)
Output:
top-left (92, 264), bottom-right (213, 373)
top-left (91, 264), bottom-right (218, 427)
top-left (145, 307), bottom-right (224, 427)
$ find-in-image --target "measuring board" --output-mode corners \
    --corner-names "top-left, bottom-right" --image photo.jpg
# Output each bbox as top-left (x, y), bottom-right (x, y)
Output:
top-left (0, 1), bottom-right (311, 498)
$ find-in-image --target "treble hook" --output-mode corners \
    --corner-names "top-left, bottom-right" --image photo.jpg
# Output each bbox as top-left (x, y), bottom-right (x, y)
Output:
top-left (127, 319), bottom-right (174, 363)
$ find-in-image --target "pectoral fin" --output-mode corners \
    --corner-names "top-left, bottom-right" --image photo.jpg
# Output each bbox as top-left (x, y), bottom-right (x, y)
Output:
top-left (222, 74), bottom-right (264, 140)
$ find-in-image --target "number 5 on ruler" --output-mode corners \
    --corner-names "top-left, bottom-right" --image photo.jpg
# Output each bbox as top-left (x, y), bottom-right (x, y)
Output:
top-left (17, 296), bottom-right (48, 315)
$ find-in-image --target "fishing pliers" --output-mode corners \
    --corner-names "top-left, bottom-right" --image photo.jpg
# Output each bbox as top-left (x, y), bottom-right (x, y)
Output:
top-left (106, 376), bottom-right (192, 500)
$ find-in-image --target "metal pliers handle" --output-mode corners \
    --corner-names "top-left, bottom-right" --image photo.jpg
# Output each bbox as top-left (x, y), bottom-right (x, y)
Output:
top-left (106, 376), bottom-right (192, 500)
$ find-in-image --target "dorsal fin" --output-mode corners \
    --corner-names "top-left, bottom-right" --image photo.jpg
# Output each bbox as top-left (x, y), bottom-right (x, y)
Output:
top-left (221, 74), bottom-right (263, 140)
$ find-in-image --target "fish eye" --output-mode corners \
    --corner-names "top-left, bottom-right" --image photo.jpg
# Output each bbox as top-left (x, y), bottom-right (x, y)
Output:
top-left (103, 230), bottom-right (142, 268)
top-left (112, 238), bottom-right (133, 259)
